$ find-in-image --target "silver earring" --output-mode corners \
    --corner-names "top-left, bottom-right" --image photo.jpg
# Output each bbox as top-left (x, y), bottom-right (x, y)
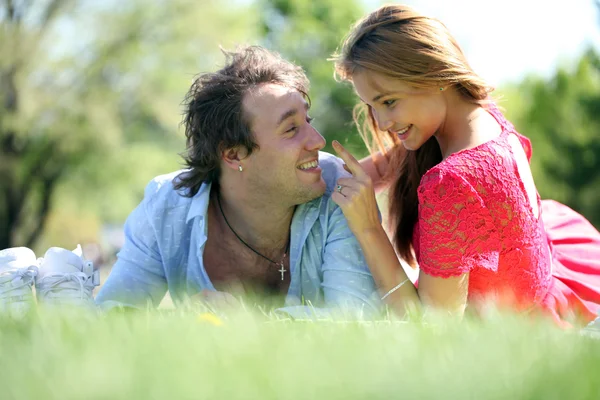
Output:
top-left (238, 165), bottom-right (243, 172)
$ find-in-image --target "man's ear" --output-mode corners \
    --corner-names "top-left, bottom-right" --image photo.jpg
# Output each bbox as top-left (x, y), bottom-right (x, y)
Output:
top-left (221, 145), bottom-right (249, 172)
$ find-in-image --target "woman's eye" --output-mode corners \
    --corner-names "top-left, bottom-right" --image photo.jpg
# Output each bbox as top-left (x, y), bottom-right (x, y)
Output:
top-left (382, 99), bottom-right (396, 107)
top-left (286, 126), bottom-right (298, 133)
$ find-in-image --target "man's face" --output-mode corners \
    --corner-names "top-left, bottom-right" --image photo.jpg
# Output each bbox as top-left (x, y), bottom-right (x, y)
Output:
top-left (241, 83), bottom-right (327, 205)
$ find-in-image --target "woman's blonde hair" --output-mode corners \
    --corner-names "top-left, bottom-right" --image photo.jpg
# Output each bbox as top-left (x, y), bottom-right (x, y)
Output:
top-left (332, 4), bottom-right (494, 266)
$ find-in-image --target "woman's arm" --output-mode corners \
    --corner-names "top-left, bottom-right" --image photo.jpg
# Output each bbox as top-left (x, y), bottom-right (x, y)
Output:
top-left (351, 225), bottom-right (469, 316)
top-left (331, 141), bottom-right (470, 317)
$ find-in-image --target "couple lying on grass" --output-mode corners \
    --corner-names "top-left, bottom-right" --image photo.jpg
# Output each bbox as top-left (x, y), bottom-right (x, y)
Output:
top-left (3, 5), bottom-right (600, 330)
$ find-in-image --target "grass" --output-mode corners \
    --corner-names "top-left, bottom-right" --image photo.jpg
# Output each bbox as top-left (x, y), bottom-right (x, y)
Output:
top-left (0, 308), bottom-right (599, 400)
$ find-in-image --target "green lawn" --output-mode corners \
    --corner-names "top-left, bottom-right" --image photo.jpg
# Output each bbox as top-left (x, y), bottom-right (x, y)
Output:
top-left (0, 309), bottom-right (598, 399)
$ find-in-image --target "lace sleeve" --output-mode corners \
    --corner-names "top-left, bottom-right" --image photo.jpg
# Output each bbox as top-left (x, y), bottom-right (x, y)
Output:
top-left (417, 169), bottom-right (500, 278)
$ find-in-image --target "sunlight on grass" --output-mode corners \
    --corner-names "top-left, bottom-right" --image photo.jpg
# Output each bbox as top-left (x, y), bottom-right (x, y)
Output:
top-left (0, 309), bottom-right (598, 399)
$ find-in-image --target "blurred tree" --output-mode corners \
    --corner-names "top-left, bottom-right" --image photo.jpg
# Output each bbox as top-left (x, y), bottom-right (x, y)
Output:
top-left (258, 0), bottom-right (369, 156)
top-left (0, 0), bottom-right (260, 250)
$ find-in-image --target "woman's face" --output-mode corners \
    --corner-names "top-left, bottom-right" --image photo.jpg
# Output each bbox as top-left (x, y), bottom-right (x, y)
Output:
top-left (352, 70), bottom-right (447, 151)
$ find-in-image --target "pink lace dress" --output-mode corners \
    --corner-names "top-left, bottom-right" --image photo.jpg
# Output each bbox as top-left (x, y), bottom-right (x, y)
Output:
top-left (413, 106), bottom-right (600, 327)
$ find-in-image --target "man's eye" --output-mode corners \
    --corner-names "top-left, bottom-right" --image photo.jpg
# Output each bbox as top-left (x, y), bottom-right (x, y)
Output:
top-left (286, 126), bottom-right (298, 133)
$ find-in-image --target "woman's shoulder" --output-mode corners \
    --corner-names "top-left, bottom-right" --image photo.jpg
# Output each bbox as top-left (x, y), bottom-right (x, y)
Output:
top-left (418, 163), bottom-right (482, 204)
top-left (486, 103), bottom-right (533, 161)
top-left (419, 154), bottom-right (477, 190)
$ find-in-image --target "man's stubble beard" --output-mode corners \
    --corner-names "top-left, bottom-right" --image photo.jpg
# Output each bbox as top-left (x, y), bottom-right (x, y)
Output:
top-left (253, 177), bottom-right (324, 209)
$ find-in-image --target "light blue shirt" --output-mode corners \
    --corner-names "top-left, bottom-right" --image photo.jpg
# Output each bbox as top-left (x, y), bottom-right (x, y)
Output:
top-left (96, 152), bottom-right (381, 318)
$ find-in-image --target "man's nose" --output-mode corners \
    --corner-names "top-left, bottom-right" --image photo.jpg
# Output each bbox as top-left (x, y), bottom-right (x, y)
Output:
top-left (306, 125), bottom-right (326, 151)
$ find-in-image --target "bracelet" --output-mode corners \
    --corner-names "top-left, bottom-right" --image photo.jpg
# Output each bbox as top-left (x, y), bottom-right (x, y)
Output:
top-left (380, 278), bottom-right (410, 301)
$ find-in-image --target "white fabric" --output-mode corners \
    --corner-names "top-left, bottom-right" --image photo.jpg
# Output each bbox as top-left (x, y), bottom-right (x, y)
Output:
top-left (35, 246), bottom-right (100, 309)
top-left (0, 247), bottom-right (39, 318)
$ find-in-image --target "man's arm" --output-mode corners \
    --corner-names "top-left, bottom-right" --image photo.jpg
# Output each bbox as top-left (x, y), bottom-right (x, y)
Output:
top-left (319, 203), bottom-right (382, 314)
top-left (95, 183), bottom-right (168, 311)
top-left (275, 203), bottom-right (382, 320)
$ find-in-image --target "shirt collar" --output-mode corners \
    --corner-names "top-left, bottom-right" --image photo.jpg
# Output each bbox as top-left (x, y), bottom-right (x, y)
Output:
top-left (186, 181), bottom-right (212, 223)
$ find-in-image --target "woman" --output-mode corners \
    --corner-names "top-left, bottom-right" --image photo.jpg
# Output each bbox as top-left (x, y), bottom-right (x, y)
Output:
top-left (330, 4), bottom-right (600, 328)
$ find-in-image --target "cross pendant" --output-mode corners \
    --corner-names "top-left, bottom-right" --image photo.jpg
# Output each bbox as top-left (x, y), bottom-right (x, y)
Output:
top-left (278, 263), bottom-right (287, 281)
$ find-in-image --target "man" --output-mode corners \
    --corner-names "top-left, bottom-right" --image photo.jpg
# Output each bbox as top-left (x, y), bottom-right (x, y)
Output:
top-left (95, 46), bottom-right (381, 318)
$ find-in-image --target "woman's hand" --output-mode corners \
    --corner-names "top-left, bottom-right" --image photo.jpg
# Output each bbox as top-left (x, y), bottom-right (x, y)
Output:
top-left (331, 140), bottom-right (382, 236)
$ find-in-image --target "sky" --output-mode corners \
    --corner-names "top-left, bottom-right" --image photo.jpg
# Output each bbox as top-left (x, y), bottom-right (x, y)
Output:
top-left (364, 0), bottom-right (600, 86)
